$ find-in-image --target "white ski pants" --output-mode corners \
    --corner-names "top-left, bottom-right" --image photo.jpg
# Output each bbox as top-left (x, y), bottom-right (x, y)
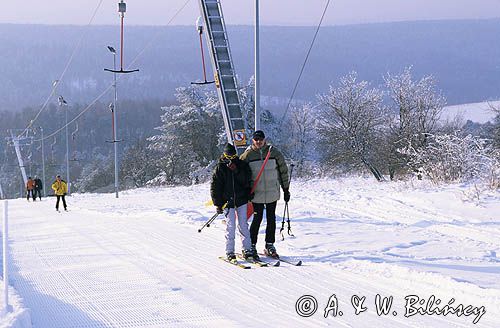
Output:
top-left (225, 203), bottom-right (252, 254)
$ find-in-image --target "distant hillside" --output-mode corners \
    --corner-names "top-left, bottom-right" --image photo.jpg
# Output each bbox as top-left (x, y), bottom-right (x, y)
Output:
top-left (2, 19), bottom-right (500, 111)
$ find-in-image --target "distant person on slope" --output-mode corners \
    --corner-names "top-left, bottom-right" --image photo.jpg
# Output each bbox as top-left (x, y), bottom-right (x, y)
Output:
top-left (51, 175), bottom-right (68, 212)
top-left (240, 130), bottom-right (290, 259)
top-left (34, 175), bottom-right (43, 201)
top-left (26, 177), bottom-right (35, 201)
top-left (210, 143), bottom-right (254, 262)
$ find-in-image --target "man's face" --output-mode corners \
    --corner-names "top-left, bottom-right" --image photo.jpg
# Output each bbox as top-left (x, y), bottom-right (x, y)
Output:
top-left (252, 137), bottom-right (265, 149)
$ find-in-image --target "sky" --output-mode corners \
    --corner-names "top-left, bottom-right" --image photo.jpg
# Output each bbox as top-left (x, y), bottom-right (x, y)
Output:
top-left (2, 0), bottom-right (500, 26)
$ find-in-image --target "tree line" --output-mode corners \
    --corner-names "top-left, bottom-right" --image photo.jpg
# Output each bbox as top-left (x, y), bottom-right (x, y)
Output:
top-left (1, 67), bottom-right (499, 198)
top-left (131, 67), bottom-right (500, 189)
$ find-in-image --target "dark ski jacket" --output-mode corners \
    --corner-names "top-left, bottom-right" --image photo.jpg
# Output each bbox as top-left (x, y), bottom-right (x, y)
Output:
top-left (34, 178), bottom-right (43, 191)
top-left (210, 157), bottom-right (252, 209)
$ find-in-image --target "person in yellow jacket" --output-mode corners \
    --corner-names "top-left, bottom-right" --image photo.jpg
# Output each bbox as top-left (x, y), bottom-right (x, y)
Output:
top-left (51, 175), bottom-right (68, 212)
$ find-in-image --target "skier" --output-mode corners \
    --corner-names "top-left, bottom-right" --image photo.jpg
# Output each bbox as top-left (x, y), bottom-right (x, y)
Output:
top-left (240, 130), bottom-right (290, 259)
top-left (26, 177), bottom-right (35, 201)
top-left (34, 176), bottom-right (43, 201)
top-left (51, 175), bottom-right (68, 212)
top-left (210, 143), bottom-right (254, 261)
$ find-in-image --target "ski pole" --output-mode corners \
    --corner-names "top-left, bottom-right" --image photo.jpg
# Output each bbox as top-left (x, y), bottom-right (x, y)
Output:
top-left (198, 212), bottom-right (220, 233)
top-left (198, 202), bottom-right (227, 233)
top-left (280, 163), bottom-right (295, 240)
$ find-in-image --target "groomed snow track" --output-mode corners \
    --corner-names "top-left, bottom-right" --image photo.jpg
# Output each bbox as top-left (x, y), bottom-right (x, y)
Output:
top-left (4, 179), bottom-right (500, 327)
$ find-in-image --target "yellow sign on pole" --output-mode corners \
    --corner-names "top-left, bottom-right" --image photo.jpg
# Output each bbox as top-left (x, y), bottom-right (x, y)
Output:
top-left (233, 129), bottom-right (247, 147)
top-left (214, 72), bottom-right (220, 88)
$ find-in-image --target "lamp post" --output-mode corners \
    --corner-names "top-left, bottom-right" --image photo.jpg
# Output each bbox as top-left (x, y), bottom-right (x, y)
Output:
top-left (58, 96), bottom-right (70, 195)
top-left (107, 45), bottom-right (119, 198)
top-left (254, 0), bottom-right (261, 131)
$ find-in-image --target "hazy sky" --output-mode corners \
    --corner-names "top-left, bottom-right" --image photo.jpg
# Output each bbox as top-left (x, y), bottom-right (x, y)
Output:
top-left (2, 0), bottom-right (500, 26)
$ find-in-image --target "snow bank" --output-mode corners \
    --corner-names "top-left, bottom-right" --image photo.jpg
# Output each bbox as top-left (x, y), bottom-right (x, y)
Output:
top-left (0, 284), bottom-right (31, 328)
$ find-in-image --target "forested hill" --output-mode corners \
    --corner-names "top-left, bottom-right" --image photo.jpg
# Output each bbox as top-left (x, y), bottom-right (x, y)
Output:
top-left (2, 19), bottom-right (500, 112)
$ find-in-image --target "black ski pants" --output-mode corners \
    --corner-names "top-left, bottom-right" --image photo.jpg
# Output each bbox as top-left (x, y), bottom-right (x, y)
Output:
top-left (56, 195), bottom-right (67, 210)
top-left (33, 189), bottom-right (42, 200)
top-left (250, 201), bottom-right (277, 245)
top-left (26, 190), bottom-right (35, 201)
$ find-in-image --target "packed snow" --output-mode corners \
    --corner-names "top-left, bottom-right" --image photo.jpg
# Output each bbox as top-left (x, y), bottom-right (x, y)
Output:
top-left (1, 176), bottom-right (499, 327)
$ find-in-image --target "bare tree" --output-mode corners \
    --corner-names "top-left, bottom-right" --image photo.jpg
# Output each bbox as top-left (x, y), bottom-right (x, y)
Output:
top-left (317, 72), bottom-right (387, 181)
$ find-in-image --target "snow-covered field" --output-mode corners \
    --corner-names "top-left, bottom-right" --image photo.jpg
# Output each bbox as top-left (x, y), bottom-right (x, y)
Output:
top-left (1, 177), bottom-right (499, 327)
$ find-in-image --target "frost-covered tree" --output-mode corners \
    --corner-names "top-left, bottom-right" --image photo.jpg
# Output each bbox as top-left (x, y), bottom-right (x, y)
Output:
top-left (317, 72), bottom-right (387, 181)
top-left (385, 67), bottom-right (446, 177)
top-left (120, 139), bottom-right (161, 188)
top-left (278, 103), bottom-right (317, 176)
top-left (487, 104), bottom-right (500, 149)
top-left (74, 155), bottom-right (113, 192)
top-left (148, 86), bottom-right (223, 185)
top-left (400, 133), bottom-right (498, 185)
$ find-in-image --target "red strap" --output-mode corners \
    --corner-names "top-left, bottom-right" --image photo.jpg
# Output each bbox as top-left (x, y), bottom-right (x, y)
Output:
top-left (250, 146), bottom-right (272, 194)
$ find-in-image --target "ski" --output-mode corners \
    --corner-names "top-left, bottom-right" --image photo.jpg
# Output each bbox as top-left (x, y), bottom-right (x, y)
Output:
top-left (255, 257), bottom-right (280, 267)
top-left (219, 256), bottom-right (251, 269)
top-left (236, 254), bottom-right (270, 267)
top-left (259, 253), bottom-right (302, 266)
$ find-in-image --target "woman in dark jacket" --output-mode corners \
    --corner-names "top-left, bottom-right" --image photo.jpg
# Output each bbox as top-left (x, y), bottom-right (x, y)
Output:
top-left (210, 143), bottom-right (253, 261)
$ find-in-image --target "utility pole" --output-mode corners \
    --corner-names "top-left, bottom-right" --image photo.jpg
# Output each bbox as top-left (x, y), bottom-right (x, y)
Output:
top-left (58, 96), bottom-right (70, 195)
top-left (254, 0), bottom-right (261, 131)
top-left (40, 127), bottom-right (46, 197)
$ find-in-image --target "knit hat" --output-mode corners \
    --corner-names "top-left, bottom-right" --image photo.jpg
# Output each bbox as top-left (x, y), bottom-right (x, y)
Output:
top-left (223, 143), bottom-right (237, 156)
top-left (253, 130), bottom-right (265, 139)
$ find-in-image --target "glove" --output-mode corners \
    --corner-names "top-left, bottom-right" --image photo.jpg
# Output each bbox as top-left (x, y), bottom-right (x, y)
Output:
top-left (216, 206), bottom-right (223, 214)
top-left (283, 188), bottom-right (290, 202)
top-left (227, 161), bottom-right (237, 171)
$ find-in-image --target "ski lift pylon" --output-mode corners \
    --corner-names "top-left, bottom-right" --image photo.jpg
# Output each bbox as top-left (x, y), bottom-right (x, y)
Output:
top-left (191, 16), bottom-right (215, 86)
top-left (104, 0), bottom-right (139, 74)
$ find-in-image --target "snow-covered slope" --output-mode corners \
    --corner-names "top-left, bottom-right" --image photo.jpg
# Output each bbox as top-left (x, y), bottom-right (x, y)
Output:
top-left (2, 177), bottom-right (499, 327)
top-left (442, 101), bottom-right (499, 123)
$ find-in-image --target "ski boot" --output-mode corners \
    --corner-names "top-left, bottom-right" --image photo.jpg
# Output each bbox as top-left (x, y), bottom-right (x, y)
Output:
top-left (242, 249), bottom-right (254, 261)
top-left (264, 243), bottom-right (279, 258)
top-left (250, 244), bottom-right (260, 261)
top-left (226, 253), bottom-right (237, 261)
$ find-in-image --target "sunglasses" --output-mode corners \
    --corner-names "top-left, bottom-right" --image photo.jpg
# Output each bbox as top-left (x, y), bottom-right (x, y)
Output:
top-left (253, 138), bottom-right (264, 141)
top-left (223, 153), bottom-right (238, 160)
